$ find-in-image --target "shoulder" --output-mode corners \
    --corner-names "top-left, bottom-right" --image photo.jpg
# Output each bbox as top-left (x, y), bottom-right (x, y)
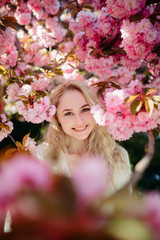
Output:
top-left (31, 142), bottom-right (50, 161)
top-left (114, 144), bottom-right (130, 167)
top-left (112, 144), bottom-right (132, 188)
top-left (118, 145), bottom-right (130, 166)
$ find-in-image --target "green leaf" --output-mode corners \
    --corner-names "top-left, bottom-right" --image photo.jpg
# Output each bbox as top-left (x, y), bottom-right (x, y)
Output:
top-left (130, 99), bottom-right (143, 115)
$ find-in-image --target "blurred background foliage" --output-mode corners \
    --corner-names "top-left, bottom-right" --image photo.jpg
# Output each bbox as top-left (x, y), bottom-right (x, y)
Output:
top-left (0, 118), bottom-right (160, 192)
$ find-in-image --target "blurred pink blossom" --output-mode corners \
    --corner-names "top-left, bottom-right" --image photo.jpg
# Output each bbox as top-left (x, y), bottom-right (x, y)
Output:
top-left (141, 192), bottom-right (160, 238)
top-left (72, 156), bottom-right (108, 204)
top-left (0, 154), bottom-right (52, 207)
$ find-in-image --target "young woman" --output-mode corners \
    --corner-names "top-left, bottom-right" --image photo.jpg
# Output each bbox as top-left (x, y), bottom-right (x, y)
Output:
top-left (34, 80), bottom-right (132, 197)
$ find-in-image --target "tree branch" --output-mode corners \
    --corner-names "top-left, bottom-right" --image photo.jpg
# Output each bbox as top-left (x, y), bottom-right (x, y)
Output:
top-left (130, 130), bottom-right (155, 185)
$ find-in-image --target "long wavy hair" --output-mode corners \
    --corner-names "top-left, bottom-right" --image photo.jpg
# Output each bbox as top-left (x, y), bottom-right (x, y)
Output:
top-left (43, 80), bottom-right (130, 193)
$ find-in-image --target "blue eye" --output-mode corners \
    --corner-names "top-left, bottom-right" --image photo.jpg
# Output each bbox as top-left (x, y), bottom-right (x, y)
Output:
top-left (82, 108), bottom-right (90, 112)
top-left (64, 112), bottom-right (72, 116)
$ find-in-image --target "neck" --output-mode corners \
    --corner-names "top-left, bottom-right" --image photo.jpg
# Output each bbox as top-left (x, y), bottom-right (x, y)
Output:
top-left (67, 138), bottom-right (86, 155)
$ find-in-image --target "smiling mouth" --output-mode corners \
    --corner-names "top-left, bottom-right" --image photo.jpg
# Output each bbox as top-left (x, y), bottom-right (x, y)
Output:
top-left (73, 125), bottom-right (88, 132)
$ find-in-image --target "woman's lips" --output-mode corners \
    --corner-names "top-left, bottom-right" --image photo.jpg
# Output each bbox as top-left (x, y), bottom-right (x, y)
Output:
top-left (73, 125), bottom-right (88, 132)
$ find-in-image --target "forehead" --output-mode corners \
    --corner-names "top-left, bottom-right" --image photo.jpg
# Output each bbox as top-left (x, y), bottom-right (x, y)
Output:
top-left (57, 90), bottom-right (88, 110)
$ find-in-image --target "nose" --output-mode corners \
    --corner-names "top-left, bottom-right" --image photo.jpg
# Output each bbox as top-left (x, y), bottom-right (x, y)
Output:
top-left (74, 113), bottom-right (84, 125)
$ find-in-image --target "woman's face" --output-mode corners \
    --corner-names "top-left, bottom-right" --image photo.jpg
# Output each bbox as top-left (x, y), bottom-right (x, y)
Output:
top-left (56, 90), bottom-right (96, 141)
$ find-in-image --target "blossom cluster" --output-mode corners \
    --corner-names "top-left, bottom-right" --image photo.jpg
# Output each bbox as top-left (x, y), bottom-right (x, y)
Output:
top-left (69, 4), bottom-right (160, 78)
top-left (14, 0), bottom-right (60, 24)
top-left (0, 27), bottom-right (17, 68)
top-left (15, 96), bottom-right (56, 124)
top-left (0, 0), bottom-right (159, 144)
top-left (120, 18), bottom-right (159, 61)
top-left (91, 80), bottom-right (160, 141)
top-left (106, 0), bottom-right (146, 19)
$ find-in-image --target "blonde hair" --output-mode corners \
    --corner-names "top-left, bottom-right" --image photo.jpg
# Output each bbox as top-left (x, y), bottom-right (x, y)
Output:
top-left (43, 80), bottom-right (131, 193)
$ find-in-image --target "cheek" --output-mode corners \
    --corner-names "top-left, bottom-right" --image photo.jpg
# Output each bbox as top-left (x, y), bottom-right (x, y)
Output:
top-left (87, 113), bottom-right (96, 123)
top-left (58, 116), bottom-right (71, 129)
top-left (84, 113), bottom-right (96, 129)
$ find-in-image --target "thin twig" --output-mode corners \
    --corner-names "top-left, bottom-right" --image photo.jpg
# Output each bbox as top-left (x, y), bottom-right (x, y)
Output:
top-left (130, 130), bottom-right (155, 185)
top-left (8, 134), bottom-right (17, 146)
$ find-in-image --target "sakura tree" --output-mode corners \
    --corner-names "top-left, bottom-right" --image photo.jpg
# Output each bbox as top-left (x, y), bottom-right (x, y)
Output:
top-left (0, 1), bottom-right (160, 237)
top-left (0, 0), bottom-right (160, 178)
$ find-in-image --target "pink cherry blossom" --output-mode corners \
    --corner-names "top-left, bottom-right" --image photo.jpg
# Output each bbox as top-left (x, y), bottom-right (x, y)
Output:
top-left (0, 45), bottom-right (18, 68)
top-left (77, 10), bottom-right (96, 30)
top-left (0, 27), bottom-right (16, 55)
top-left (0, 114), bottom-right (13, 142)
top-left (27, 0), bottom-right (48, 19)
top-left (0, 153), bottom-right (52, 207)
top-left (69, 18), bottom-right (81, 34)
top-left (44, 0), bottom-right (60, 16)
top-left (106, 0), bottom-right (146, 18)
top-left (97, 7), bottom-right (119, 39)
top-left (15, 96), bottom-right (56, 124)
top-left (133, 110), bottom-right (159, 133)
top-left (104, 89), bottom-right (126, 113)
top-left (72, 156), bottom-right (108, 204)
top-left (45, 17), bottom-right (66, 42)
top-left (85, 56), bottom-right (114, 76)
top-left (120, 19), bottom-right (158, 60)
top-left (141, 192), bottom-right (160, 238)
top-left (6, 83), bottom-right (21, 101)
top-left (106, 114), bottom-right (134, 141)
top-left (24, 137), bottom-right (36, 152)
top-left (91, 104), bottom-right (106, 126)
top-left (120, 56), bottom-right (142, 71)
top-left (14, 2), bottom-right (31, 25)
top-left (31, 75), bottom-right (51, 91)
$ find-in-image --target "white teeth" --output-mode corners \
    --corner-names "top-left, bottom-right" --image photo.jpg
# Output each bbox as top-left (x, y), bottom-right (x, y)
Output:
top-left (75, 126), bottom-right (86, 131)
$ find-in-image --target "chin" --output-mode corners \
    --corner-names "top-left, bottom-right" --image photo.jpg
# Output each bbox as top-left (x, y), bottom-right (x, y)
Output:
top-left (73, 133), bottom-right (90, 141)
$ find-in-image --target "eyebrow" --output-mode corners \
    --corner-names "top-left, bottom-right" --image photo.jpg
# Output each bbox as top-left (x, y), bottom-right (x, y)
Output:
top-left (62, 104), bottom-right (90, 112)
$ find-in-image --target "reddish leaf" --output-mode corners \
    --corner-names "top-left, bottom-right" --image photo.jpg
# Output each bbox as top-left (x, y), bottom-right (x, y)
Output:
top-left (5, 148), bottom-right (17, 158)
top-left (22, 133), bottom-right (30, 146)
